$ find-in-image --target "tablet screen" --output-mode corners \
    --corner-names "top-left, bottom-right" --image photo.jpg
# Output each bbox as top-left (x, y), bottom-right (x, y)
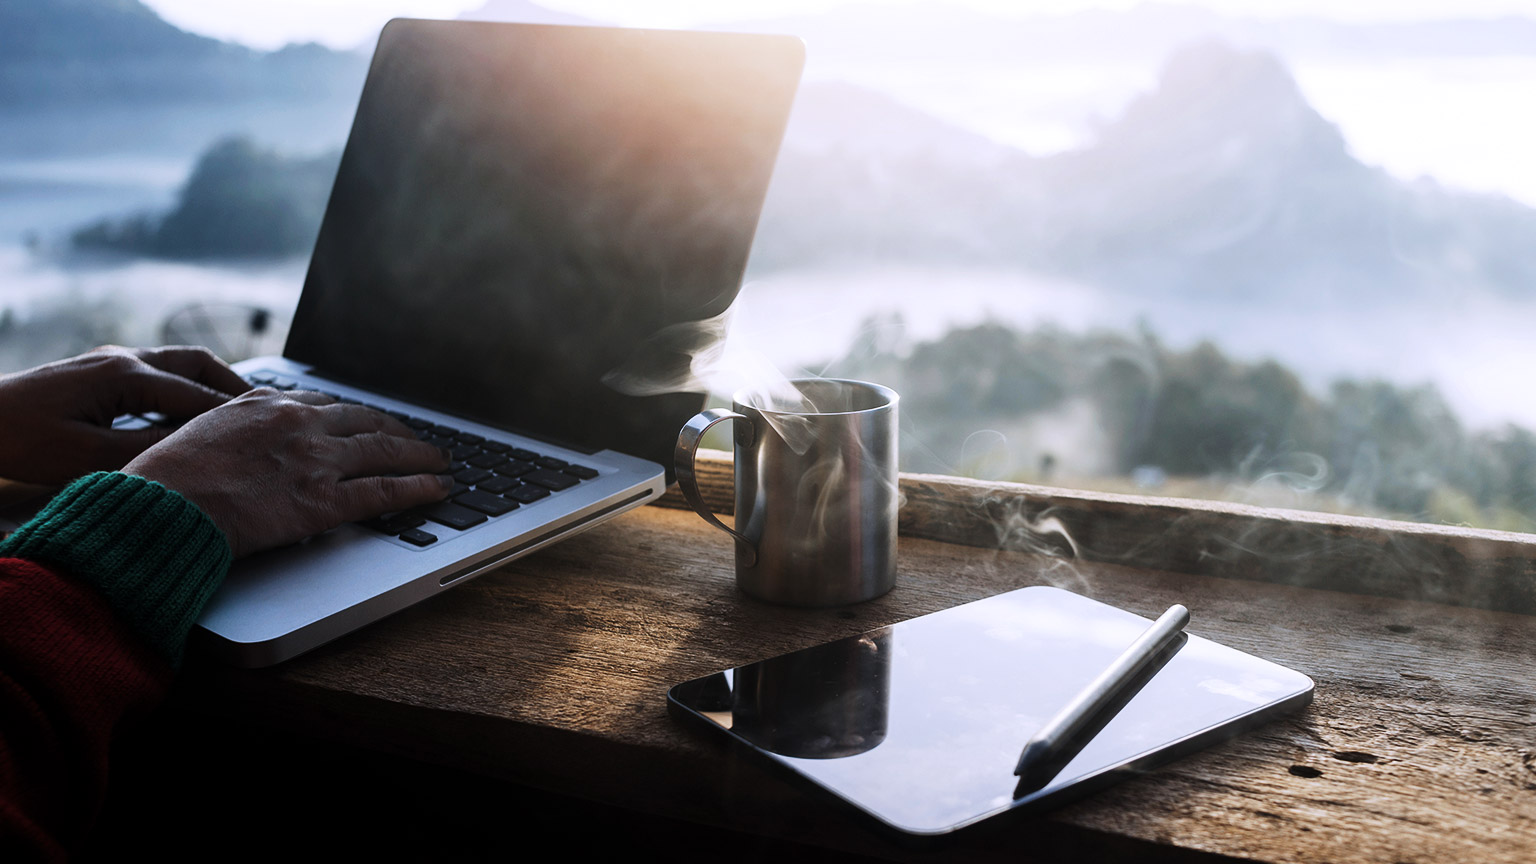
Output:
top-left (668, 586), bottom-right (1314, 837)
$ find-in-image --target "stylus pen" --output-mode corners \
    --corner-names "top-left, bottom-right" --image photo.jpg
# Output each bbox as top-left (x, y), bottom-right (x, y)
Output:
top-left (1013, 604), bottom-right (1190, 780)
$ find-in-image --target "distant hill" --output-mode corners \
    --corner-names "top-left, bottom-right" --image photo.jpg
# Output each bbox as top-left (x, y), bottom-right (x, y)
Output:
top-left (0, 0), bottom-right (367, 105)
top-left (72, 136), bottom-right (339, 259)
top-left (749, 41), bottom-right (1536, 304)
top-left (782, 81), bottom-right (1014, 163)
top-left (4, 0), bottom-right (221, 61)
top-left (53, 33), bottom-right (1536, 308)
top-left (458, 0), bottom-right (602, 27)
top-left (706, 2), bottom-right (1536, 65)
top-left (1035, 42), bottom-right (1536, 302)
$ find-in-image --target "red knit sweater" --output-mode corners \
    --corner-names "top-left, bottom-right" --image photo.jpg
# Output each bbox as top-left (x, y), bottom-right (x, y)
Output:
top-left (0, 472), bottom-right (231, 860)
top-left (0, 558), bottom-right (171, 861)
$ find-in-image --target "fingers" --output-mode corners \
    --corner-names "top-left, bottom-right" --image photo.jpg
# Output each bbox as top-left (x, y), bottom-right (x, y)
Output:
top-left (279, 392), bottom-right (416, 440)
top-left (112, 345), bottom-right (252, 420)
top-left (240, 390), bottom-right (438, 473)
top-left (120, 367), bottom-right (241, 420)
top-left (315, 402), bottom-right (416, 439)
top-left (332, 474), bottom-right (456, 524)
top-left (134, 345), bottom-right (252, 397)
top-left (332, 429), bottom-right (451, 480)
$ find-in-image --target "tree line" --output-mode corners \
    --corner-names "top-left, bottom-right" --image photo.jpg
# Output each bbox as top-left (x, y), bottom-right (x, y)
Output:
top-left (827, 317), bottom-right (1536, 531)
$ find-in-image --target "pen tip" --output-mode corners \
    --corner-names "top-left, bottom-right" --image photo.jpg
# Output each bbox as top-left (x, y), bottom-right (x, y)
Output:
top-left (1013, 739), bottom-right (1051, 776)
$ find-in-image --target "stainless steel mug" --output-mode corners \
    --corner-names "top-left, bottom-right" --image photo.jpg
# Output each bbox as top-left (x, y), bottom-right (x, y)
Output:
top-left (675, 378), bottom-right (899, 606)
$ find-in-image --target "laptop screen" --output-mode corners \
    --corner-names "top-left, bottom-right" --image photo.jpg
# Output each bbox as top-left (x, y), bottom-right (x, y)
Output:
top-left (285, 20), bottom-right (803, 476)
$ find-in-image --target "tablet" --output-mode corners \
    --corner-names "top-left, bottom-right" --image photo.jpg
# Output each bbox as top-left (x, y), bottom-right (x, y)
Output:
top-left (667, 586), bottom-right (1314, 839)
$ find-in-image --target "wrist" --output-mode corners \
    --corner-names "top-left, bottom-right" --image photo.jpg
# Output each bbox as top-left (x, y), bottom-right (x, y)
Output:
top-left (0, 471), bottom-right (233, 664)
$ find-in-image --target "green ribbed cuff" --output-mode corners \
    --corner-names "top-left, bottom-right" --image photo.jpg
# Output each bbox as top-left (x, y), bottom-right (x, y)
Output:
top-left (0, 471), bottom-right (232, 664)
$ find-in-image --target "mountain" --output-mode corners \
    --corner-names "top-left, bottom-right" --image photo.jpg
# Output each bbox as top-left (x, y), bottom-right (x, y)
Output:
top-left (71, 136), bottom-right (340, 259)
top-left (705, 2), bottom-right (1536, 66)
top-left (748, 40), bottom-right (1536, 304)
top-left (42, 18), bottom-right (1536, 308)
top-left (1041, 41), bottom-right (1536, 301)
top-left (0, 0), bottom-right (367, 106)
top-left (750, 79), bottom-right (1027, 271)
top-left (2, 0), bottom-right (222, 62)
top-left (458, 0), bottom-right (603, 27)
top-left (782, 81), bottom-right (1014, 162)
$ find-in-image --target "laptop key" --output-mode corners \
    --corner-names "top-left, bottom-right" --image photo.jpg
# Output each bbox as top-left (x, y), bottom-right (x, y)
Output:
top-left (468, 451), bottom-right (508, 469)
top-left (476, 475), bottom-right (520, 495)
top-left (510, 448), bottom-right (541, 462)
top-left (454, 467), bottom-right (494, 486)
top-left (563, 464), bottom-right (598, 480)
top-left (524, 468), bottom-right (579, 491)
top-left (494, 459), bottom-right (535, 478)
top-left (536, 456), bottom-right (567, 470)
top-left (424, 501), bottom-right (487, 530)
top-left (367, 513), bottom-right (427, 535)
top-left (455, 489), bottom-right (520, 516)
top-left (506, 484), bottom-right (551, 504)
top-left (399, 528), bottom-right (438, 547)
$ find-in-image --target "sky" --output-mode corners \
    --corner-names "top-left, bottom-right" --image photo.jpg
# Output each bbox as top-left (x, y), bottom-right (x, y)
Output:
top-left (142, 0), bottom-right (1536, 51)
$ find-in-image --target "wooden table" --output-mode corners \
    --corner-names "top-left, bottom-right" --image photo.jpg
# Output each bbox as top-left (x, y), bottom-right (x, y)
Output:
top-left (151, 451), bottom-right (1536, 863)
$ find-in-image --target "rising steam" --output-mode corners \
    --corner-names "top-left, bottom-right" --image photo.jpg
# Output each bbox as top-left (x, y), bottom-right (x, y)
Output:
top-left (601, 305), bottom-right (824, 452)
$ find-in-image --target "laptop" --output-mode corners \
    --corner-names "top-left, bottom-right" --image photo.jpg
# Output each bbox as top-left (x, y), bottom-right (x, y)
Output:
top-left (190, 20), bottom-right (803, 667)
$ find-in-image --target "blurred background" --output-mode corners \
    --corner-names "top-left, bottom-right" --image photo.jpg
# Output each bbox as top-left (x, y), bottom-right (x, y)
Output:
top-left (5, 0), bottom-right (1536, 530)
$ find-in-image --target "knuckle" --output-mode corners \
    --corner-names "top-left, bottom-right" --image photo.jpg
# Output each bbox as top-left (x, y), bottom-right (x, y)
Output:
top-left (247, 385), bottom-right (281, 398)
top-left (333, 478), bottom-right (380, 522)
top-left (376, 475), bottom-right (433, 509)
top-left (93, 351), bottom-right (141, 376)
top-left (374, 431), bottom-right (409, 460)
top-left (272, 397), bottom-right (316, 424)
top-left (301, 435), bottom-right (332, 463)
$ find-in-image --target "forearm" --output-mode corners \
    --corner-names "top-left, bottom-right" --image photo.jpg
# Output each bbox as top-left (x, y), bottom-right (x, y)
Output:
top-left (0, 472), bottom-right (232, 860)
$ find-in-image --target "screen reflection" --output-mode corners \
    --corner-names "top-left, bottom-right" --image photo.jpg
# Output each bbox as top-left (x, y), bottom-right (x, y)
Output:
top-left (727, 628), bottom-right (892, 759)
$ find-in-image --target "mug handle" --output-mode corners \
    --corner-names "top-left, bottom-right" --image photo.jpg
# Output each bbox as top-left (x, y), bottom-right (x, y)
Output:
top-left (675, 408), bottom-right (757, 566)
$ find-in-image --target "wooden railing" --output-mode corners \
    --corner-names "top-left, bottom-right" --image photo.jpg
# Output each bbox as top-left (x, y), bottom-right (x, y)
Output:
top-left (660, 449), bottom-right (1536, 614)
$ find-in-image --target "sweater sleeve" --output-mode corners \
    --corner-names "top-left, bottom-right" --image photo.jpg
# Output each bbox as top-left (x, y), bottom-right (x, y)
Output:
top-left (0, 472), bottom-right (233, 861)
top-left (0, 471), bottom-right (232, 665)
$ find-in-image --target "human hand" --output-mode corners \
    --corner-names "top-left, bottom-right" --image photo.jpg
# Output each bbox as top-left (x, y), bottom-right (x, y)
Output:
top-left (123, 388), bottom-right (453, 558)
top-left (0, 345), bottom-right (252, 484)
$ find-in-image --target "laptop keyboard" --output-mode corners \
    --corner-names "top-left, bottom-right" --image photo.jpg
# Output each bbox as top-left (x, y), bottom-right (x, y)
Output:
top-left (244, 372), bottom-right (600, 548)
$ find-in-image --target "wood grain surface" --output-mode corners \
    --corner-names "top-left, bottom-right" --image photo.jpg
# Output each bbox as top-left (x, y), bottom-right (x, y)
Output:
top-left (180, 454), bottom-right (1536, 863)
